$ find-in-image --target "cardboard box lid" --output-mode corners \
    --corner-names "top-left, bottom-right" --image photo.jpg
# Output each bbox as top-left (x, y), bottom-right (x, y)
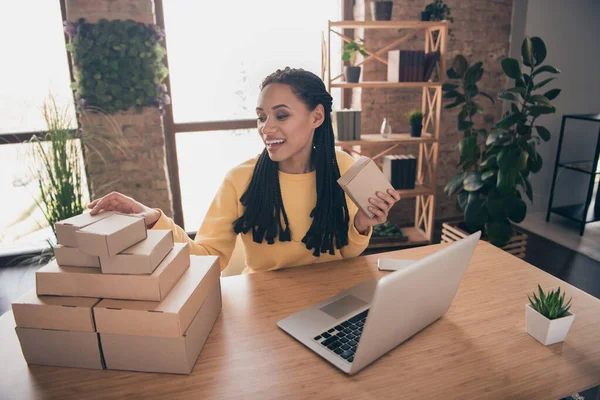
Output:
top-left (100, 282), bottom-right (222, 375)
top-left (337, 156), bottom-right (371, 187)
top-left (36, 243), bottom-right (190, 301)
top-left (76, 213), bottom-right (147, 258)
top-left (12, 289), bottom-right (99, 332)
top-left (99, 230), bottom-right (173, 274)
top-left (94, 255), bottom-right (220, 337)
top-left (119, 229), bottom-right (172, 256)
top-left (55, 211), bottom-right (116, 246)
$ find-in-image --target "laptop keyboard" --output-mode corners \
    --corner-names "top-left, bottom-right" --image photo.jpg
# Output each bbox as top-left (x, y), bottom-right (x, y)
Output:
top-left (313, 309), bottom-right (369, 363)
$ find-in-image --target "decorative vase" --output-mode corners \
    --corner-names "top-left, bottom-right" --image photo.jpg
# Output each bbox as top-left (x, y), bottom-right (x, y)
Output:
top-left (380, 118), bottom-right (392, 139)
top-left (345, 66), bottom-right (361, 83)
top-left (420, 11), bottom-right (431, 21)
top-left (370, 1), bottom-right (393, 21)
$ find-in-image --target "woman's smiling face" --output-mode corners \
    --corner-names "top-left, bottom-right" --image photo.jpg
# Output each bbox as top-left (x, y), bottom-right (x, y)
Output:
top-left (256, 83), bottom-right (323, 169)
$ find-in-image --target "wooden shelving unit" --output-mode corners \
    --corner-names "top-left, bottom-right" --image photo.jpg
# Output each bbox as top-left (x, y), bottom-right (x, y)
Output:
top-left (325, 19), bottom-right (448, 249)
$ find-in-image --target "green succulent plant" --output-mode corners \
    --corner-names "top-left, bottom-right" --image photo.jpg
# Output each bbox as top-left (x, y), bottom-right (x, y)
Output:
top-left (442, 36), bottom-right (561, 247)
top-left (528, 285), bottom-right (572, 320)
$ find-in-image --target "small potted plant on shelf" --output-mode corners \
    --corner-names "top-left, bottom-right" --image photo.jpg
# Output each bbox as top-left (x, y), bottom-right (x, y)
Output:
top-left (441, 36), bottom-right (561, 255)
top-left (371, 0), bottom-right (393, 21)
top-left (526, 285), bottom-right (574, 346)
top-left (406, 109), bottom-right (423, 137)
top-left (422, 0), bottom-right (454, 38)
top-left (342, 40), bottom-right (368, 83)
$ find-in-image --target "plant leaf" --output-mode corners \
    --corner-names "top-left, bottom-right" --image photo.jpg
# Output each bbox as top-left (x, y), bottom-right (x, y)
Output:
top-left (544, 88), bottom-right (561, 101)
top-left (530, 37), bottom-right (547, 66)
top-left (533, 77), bottom-right (555, 90)
top-left (495, 112), bottom-right (521, 129)
top-left (530, 95), bottom-right (551, 105)
top-left (444, 172), bottom-right (466, 196)
top-left (506, 196), bottom-right (527, 223)
top-left (499, 92), bottom-right (519, 101)
top-left (535, 126), bottom-right (551, 142)
top-left (463, 171), bottom-right (484, 192)
top-left (447, 67), bottom-right (460, 79)
top-left (442, 83), bottom-right (459, 91)
top-left (465, 193), bottom-right (487, 230)
top-left (457, 191), bottom-right (469, 211)
top-left (487, 218), bottom-right (513, 247)
top-left (501, 58), bottom-right (522, 80)
top-left (532, 65), bottom-right (560, 77)
top-left (452, 55), bottom-right (468, 77)
top-left (479, 91), bottom-right (495, 104)
top-left (521, 37), bottom-right (533, 67)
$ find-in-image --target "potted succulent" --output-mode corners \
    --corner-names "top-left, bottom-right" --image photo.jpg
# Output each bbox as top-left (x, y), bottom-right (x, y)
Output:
top-left (526, 285), bottom-right (574, 346)
top-left (342, 40), bottom-right (368, 83)
top-left (441, 36), bottom-right (561, 251)
top-left (371, 0), bottom-right (393, 21)
top-left (406, 109), bottom-right (423, 137)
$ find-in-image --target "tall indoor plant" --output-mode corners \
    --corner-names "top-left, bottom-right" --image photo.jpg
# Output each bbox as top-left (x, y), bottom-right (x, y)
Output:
top-left (443, 37), bottom-right (561, 247)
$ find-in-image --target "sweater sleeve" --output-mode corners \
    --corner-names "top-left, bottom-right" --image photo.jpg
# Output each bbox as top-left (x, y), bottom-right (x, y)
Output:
top-left (151, 176), bottom-right (240, 271)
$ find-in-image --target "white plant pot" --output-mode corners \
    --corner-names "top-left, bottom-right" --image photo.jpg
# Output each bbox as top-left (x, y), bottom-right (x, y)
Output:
top-left (525, 304), bottom-right (575, 345)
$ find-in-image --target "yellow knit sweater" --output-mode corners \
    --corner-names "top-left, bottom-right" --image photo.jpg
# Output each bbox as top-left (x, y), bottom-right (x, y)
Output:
top-left (152, 150), bottom-right (372, 273)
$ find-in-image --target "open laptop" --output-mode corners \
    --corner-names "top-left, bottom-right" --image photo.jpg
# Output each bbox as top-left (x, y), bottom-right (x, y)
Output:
top-left (277, 231), bottom-right (481, 375)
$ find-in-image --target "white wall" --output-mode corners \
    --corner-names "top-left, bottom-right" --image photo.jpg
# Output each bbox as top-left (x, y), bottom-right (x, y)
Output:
top-left (509, 0), bottom-right (600, 212)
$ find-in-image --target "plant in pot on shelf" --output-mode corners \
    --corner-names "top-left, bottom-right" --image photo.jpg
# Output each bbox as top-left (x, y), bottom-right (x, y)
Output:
top-left (422, 0), bottom-right (454, 38)
top-left (371, 0), bottom-right (393, 21)
top-left (442, 37), bottom-right (561, 251)
top-left (342, 40), bottom-right (368, 83)
top-left (406, 109), bottom-right (423, 137)
top-left (526, 285), bottom-right (574, 345)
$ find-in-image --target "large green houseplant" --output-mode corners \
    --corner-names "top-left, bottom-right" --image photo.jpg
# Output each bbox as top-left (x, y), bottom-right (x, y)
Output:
top-left (443, 36), bottom-right (561, 247)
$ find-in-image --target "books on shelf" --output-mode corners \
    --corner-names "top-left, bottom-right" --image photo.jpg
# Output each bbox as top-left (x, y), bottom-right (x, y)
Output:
top-left (387, 50), bottom-right (440, 83)
top-left (332, 109), bottom-right (361, 141)
top-left (383, 154), bottom-right (417, 190)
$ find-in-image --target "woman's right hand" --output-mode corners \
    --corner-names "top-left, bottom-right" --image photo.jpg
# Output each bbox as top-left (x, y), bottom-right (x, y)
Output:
top-left (88, 192), bottom-right (161, 228)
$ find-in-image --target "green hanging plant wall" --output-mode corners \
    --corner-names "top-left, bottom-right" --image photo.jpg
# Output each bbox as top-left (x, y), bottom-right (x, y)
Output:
top-left (64, 18), bottom-right (170, 115)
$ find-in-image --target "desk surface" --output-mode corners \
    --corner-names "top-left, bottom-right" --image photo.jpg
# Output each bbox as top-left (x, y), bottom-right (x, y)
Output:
top-left (1, 241), bottom-right (599, 399)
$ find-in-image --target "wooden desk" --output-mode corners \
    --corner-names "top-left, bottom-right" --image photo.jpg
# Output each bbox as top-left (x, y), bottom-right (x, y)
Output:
top-left (1, 241), bottom-right (599, 399)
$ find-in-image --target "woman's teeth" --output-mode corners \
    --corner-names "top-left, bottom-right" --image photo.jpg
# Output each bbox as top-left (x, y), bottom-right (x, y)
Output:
top-left (266, 139), bottom-right (285, 146)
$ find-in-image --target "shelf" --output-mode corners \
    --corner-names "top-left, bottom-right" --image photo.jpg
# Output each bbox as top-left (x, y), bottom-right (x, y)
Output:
top-left (557, 160), bottom-right (600, 175)
top-left (330, 21), bottom-right (448, 30)
top-left (336, 133), bottom-right (436, 146)
top-left (331, 81), bottom-right (442, 89)
top-left (551, 203), bottom-right (600, 224)
top-left (367, 227), bottom-right (430, 249)
top-left (395, 184), bottom-right (434, 198)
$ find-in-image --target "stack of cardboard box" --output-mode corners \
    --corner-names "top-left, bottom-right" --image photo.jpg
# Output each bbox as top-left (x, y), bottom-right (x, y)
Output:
top-left (11, 211), bottom-right (222, 375)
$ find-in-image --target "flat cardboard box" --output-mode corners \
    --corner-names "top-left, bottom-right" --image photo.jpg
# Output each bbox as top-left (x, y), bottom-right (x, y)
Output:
top-left (55, 211), bottom-right (116, 247)
top-left (75, 213), bottom-right (147, 258)
top-left (36, 243), bottom-right (190, 301)
top-left (12, 289), bottom-right (99, 332)
top-left (15, 327), bottom-right (104, 370)
top-left (101, 282), bottom-right (222, 375)
top-left (54, 244), bottom-right (100, 268)
top-left (99, 230), bottom-right (174, 275)
top-left (337, 156), bottom-right (395, 218)
top-left (94, 255), bottom-right (220, 337)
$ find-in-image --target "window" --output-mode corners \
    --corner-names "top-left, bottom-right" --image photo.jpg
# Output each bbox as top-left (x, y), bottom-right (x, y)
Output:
top-left (164, 1), bottom-right (342, 231)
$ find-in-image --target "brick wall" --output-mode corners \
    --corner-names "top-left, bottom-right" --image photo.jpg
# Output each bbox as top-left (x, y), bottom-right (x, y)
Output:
top-left (353, 0), bottom-right (513, 225)
top-left (66, 0), bottom-right (174, 216)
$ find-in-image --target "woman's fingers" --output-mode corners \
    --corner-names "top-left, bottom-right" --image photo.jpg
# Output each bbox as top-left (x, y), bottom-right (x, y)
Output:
top-left (368, 206), bottom-right (387, 223)
top-left (387, 189), bottom-right (401, 202)
top-left (90, 192), bottom-right (126, 215)
top-left (369, 197), bottom-right (390, 214)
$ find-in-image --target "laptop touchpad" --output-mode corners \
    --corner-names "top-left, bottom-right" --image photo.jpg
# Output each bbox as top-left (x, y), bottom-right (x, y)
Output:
top-left (319, 295), bottom-right (367, 319)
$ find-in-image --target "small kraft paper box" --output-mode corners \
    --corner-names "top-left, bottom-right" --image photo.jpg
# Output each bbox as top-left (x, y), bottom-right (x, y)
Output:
top-left (12, 289), bottom-right (104, 370)
top-left (36, 243), bottom-right (190, 301)
top-left (54, 244), bottom-right (100, 268)
top-left (75, 213), bottom-right (147, 259)
top-left (337, 156), bottom-right (395, 218)
top-left (100, 230), bottom-right (174, 275)
top-left (98, 256), bottom-right (222, 375)
top-left (55, 211), bottom-right (116, 247)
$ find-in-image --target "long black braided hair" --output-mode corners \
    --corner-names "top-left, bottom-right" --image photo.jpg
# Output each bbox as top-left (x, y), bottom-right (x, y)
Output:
top-left (233, 67), bottom-right (350, 256)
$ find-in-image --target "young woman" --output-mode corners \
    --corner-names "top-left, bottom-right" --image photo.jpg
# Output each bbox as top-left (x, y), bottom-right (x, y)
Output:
top-left (88, 67), bottom-right (401, 273)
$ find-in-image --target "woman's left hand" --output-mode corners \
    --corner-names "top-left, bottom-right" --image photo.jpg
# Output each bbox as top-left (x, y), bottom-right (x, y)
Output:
top-left (354, 189), bottom-right (402, 235)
